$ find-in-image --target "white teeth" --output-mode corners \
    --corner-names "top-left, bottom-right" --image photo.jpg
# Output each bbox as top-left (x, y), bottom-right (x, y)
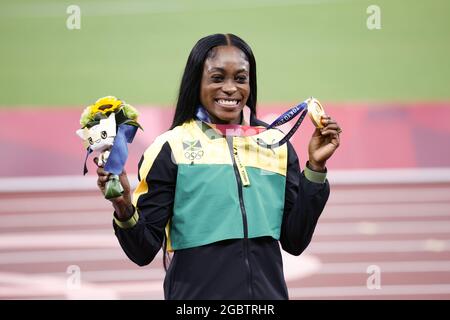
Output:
top-left (217, 99), bottom-right (238, 105)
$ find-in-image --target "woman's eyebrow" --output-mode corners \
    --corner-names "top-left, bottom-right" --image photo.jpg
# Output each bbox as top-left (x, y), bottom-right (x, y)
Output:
top-left (207, 67), bottom-right (248, 73)
top-left (207, 67), bottom-right (225, 73)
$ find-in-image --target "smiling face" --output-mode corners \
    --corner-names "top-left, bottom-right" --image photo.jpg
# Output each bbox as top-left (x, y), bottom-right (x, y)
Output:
top-left (200, 46), bottom-right (250, 124)
top-left (76, 113), bottom-right (116, 152)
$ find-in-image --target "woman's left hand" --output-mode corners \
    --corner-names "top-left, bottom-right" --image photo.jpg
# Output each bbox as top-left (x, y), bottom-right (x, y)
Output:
top-left (307, 115), bottom-right (342, 171)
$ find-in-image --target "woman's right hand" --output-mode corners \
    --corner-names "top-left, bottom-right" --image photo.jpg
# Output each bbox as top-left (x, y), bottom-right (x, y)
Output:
top-left (95, 157), bottom-right (134, 220)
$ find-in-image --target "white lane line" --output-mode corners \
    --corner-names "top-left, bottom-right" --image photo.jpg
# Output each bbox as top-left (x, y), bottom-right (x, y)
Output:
top-left (1, 205), bottom-right (449, 230)
top-left (0, 249), bottom-right (162, 265)
top-left (0, 232), bottom-right (117, 249)
top-left (1, 279), bottom-right (164, 299)
top-left (118, 293), bottom-right (162, 300)
top-left (2, 204), bottom-right (449, 228)
top-left (289, 284), bottom-right (450, 298)
top-left (329, 188), bottom-right (450, 204)
top-left (0, 175), bottom-right (138, 193)
top-left (0, 196), bottom-right (112, 212)
top-left (41, 268), bottom-right (165, 283)
top-left (0, 272), bottom-right (118, 299)
top-left (322, 203), bottom-right (450, 219)
top-left (31, 261), bottom-right (450, 286)
top-left (315, 221), bottom-right (450, 236)
top-left (317, 260), bottom-right (450, 274)
top-left (1, 168), bottom-right (450, 193)
top-left (0, 212), bottom-right (113, 228)
top-left (307, 239), bottom-right (449, 254)
top-left (0, 248), bottom-right (126, 264)
top-left (281, 253), bottom-right (322, 281)
top-left (0, 228), bottom-right (111, 236)
top-left (0, 239), bottom-right (446, 266)
top-left (329, 168), bottom-right (450, 185)
top-left (1, 186), bottom-right (447, 213)
top-left (81, 281), bottom-right (164, 295)
top-left (37, 260), bottom-right (450, 284)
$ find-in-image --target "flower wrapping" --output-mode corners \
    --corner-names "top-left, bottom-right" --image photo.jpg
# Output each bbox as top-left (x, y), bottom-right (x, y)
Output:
top-left (76, 96), bottom-right (142, 199)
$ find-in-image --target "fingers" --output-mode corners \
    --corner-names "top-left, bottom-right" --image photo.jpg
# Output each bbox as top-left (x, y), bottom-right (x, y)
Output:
top-left (94, 157), bottom-right (109, 177)
top-left (318, 115), bottom-right (341, 148)
top-left (96, 169), bottom-right (108, 177)
top-left (96, 162), bottom-right (110, 188)
top-left (321, 129), bottom-right (340, 137)
top-left (320, 115), bottom-right (338, 127)
top-left (320, 115), bottom-right (342, 135)
top-left (96, 165), bottom-right (108, 175)
top-left (320, 115), bottom-right (331, 126)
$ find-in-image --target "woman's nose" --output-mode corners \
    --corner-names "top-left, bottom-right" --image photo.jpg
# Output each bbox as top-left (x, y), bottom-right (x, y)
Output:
top-left (221, 79), bottom-right (237, 94)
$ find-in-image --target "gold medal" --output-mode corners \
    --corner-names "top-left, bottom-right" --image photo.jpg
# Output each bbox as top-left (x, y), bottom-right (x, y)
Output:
top-left (306, 97), bottom-right (326, 128)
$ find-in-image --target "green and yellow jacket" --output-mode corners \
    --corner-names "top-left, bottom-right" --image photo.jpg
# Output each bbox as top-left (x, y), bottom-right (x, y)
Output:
top-left (113, 117), bottom-right (329, 299)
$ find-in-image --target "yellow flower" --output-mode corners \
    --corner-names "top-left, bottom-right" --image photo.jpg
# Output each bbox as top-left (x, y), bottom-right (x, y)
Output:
top-left (90, 96), bottom-right (123, 118)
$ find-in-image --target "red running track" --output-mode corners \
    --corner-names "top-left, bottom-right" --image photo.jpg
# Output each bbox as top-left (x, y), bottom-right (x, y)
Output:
top-left (1, 102), bottom-right (449, 299)
top-left (1, 182), bottom-right (449, 300)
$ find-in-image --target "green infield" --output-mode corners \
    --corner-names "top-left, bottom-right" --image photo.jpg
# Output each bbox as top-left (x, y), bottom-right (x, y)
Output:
top-left (0, 0), bottom-right (449, 107)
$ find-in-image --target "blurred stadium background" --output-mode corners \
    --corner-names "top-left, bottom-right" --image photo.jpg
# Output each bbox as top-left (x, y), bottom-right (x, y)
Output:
top-left (1, 0), bottom-right (450, 299)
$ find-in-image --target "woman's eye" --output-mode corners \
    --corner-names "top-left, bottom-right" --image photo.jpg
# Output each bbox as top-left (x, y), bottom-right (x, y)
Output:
top-left (88, 137), bottom-right (94, 145)
top-left (236, 76), bottom-right (247, 83)
top-left (211, 75), bottom-right (223, 82)
top-left (101, 131), bottom-right (107, 139)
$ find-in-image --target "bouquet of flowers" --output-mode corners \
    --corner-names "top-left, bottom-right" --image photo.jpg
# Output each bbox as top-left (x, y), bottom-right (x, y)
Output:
top-left (76, 96), bottom-right (142, 199)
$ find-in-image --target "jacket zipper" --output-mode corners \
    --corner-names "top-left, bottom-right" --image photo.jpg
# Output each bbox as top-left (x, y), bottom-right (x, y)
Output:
top-left (226, 136), bottom-right (254, 299)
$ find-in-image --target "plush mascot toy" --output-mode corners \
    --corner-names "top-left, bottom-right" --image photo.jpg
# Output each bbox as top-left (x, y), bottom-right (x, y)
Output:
top-left (76, 96), bottom-right (142, 199)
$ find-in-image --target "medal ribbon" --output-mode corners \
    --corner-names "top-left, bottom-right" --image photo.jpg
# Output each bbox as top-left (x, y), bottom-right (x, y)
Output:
top-left (195, 100), bottom-right (309, 149)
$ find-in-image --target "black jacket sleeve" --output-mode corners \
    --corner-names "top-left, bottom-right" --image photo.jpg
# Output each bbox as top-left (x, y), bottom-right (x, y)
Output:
top-left (113, 141), bottom-right (177, 266)
top-left (280, 142), bottom-right (330, 256)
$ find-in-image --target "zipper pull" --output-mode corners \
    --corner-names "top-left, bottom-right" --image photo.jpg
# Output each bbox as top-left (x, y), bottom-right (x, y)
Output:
top-left (233, 146), bottom-right (250, 187)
